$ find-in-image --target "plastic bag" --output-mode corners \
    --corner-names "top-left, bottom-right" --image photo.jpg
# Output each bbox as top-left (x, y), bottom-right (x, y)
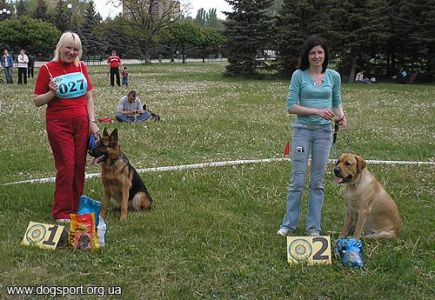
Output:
top-left (97, 215), bottom-right (107, 247)
top-left (69, 213), bottom-right (98, 250)
top-left (78, 195), bottom-right (101, 227)
top-left (335, 238), bottom-right (364, 268)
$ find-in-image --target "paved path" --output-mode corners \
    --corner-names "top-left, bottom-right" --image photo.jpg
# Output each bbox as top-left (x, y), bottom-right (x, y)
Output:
top-left (34, 58), bottom-right (227, 68)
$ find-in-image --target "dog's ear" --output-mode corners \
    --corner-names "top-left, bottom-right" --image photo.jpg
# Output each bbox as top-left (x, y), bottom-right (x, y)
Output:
top-left (103, 128), bottom-right (109, 136)
top-left (355, 155), bottom-right (366, 172)
top-left (110, 129), bottom-right (118, 143)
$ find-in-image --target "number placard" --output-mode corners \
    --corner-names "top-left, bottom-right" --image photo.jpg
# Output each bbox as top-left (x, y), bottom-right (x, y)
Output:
top-left (22, 221), bottom-right (66, 250)
top-left (287, 236), bottom-right (332, 265)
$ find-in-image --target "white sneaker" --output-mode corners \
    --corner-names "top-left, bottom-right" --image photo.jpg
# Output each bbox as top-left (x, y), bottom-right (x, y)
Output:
top-left (277, 228), bottom-right (292, 237)
top-left (55, 218), bottom-right (71, 224)
top-left (307, 230), bottom-right (320, 236)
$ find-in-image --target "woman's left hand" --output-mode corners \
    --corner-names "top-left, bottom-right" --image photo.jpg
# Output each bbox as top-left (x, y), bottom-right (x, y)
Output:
top-left (89, 121), bottom-right (99, 135)
top-left (335, 115), bottom-right (348, 128)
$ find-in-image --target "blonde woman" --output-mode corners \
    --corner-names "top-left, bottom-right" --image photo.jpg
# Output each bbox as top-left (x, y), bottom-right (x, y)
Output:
top-left (33, 32), bottom-right (99, 223)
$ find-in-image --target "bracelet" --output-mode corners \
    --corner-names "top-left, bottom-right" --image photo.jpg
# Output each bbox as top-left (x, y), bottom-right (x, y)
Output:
top-left (89, 119), bottom-right (96, 123)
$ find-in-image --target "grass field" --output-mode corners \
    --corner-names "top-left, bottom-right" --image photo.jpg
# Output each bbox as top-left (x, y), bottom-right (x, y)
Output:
top-left (0, 63), bottom-right (434, 299)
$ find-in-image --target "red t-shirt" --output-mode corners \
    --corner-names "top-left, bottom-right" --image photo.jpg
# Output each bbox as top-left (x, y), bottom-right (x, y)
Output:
top-left (107, 55), bottom-right (121, 68)
top-left (34, 61), bottom-right (93, 120)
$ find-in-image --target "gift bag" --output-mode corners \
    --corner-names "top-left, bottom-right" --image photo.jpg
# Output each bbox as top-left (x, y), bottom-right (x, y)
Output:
top-left (335, 238), bottom-right (364, 268)
top-left (78, 195), bottom-right (101, 227)
top-left (69, 213), bottom-right (99, 250)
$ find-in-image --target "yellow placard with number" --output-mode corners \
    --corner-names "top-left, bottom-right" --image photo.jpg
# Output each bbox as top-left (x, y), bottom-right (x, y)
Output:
top-left (287, 236), bottom-right (332, 265)
top-left (22, 221), bottom-right (65, 250)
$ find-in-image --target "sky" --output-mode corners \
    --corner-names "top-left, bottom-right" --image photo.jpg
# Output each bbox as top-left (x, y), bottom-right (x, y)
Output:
top-left (95, 0), bottom-right (233, 20)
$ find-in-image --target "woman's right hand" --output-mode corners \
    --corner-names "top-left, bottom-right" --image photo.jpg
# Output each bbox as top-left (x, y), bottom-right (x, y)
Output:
top-left (48, 79), bottom-right (58, 95)
top-left (317, 108), bottom-right (335, 120)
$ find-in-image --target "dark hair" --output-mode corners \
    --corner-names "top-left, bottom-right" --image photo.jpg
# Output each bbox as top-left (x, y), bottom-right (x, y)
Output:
top-left (297, 35), bottom-right (329, 72)
top-left (128, 90), bottom-right (136, 97)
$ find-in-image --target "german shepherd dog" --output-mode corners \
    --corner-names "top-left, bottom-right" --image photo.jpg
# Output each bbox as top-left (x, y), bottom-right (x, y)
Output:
top-left (88, 128), bottom-right (152, 222)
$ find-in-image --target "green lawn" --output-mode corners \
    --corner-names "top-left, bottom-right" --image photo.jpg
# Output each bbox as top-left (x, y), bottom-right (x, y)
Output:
top-left (0, 63), bottom-right (434, 299)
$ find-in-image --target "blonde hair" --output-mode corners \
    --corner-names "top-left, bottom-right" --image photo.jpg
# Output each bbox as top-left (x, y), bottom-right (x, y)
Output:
top-left (52, 32), bottom-right (82, 66)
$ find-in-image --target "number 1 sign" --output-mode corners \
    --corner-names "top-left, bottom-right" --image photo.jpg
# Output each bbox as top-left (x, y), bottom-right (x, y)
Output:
top-left (287, 236), bottom-right (332, 265)
top-left (22, 221), bottom-right (66, 250)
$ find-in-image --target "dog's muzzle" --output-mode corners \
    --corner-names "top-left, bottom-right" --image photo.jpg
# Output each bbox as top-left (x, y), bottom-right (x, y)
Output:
top-left (334, 167), bottom-right (342, 177)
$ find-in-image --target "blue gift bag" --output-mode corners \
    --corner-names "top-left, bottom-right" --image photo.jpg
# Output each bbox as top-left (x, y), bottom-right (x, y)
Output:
top-left (335, 238), bottom-right (364, 268)
top-left (78, 195), bottom-right (101, 227)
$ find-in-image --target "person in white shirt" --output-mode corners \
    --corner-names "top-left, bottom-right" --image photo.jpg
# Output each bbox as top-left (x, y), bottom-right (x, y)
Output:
top-left (355, 70), bottom-right (370, 83)
top-left (17, 49), bottom-right (29, 85)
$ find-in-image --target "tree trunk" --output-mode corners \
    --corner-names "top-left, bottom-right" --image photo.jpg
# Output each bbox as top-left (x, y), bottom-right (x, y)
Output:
top-left (143, 43), bottom-right (152, 64)
top-left (182, 44), bottom-right (186, 64)
top-left (348, 55), bottom-right (357, 83)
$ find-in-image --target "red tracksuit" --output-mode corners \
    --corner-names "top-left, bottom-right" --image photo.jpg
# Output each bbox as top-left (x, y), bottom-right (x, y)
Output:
top-left (34, 61), bottom-right (93, 219)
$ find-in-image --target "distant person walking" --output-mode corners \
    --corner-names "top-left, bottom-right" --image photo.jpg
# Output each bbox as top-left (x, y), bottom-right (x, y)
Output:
top-left (107, 50), bottom-right (122, 86)
top-left (1, 49), bottom-right (14, 84)
top-left (17, 49), bottom-right (29, 85)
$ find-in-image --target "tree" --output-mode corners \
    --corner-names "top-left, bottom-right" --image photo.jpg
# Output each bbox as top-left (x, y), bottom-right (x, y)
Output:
top-left (34, 0), bottom-right (49, 21)
top-left (195, 8), bottom-right (206, 26)
top-left (169, 20), bottom-right (202, 63)
top-left (99, 18), bottom-right (143, 58)
top-left (329, 0), bottom-right (391, 82)
top-left (0, 16), bottom-right (60, 56)
top-left (199, 27), bottom-right (226, 62)
top-left (206, 8), bottom-right (221, 29)
top-left (52, 0), bottom-right (70, 32)
top-left (223, 0), bottom-right (274, 76)
top-left (275, 0), bottom-right (337, 78)
top-left (113, 0), bottom-right (181, 63)
top-left (79, 1), bottom-right (106, 56)
top-left (384, 0), bottom-right (435, 81)
top-left (194, 8), bottom-right (224, 30)
top-left (16, 0), bottom-right (28, 18)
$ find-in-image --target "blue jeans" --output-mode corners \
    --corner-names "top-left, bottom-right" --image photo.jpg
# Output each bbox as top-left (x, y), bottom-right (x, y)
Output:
top-left (280, 124), bottom-right (333, 233)
top-left (115, 111), bottom-right (151, 123)
top-left (4, 66), bottom-right (13, 83)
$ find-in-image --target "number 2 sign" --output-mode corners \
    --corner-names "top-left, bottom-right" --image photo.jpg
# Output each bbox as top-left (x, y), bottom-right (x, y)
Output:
top-left (287, 236), bottom-right (332, 265)
top-left (22, 221), bottom-right (66, 250)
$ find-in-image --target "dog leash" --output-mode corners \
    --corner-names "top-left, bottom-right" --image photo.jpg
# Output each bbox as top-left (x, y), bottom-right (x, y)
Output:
top-left (332, 121), bottom-right (353, 156)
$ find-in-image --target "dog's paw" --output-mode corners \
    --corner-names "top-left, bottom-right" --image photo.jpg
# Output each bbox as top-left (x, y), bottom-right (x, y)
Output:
top-left (119, 215), bottom-right (127, 223)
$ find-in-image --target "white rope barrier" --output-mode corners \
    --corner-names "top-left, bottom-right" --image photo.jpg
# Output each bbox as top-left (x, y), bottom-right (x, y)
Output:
top-left (3, 157), bottom-right (434, 185)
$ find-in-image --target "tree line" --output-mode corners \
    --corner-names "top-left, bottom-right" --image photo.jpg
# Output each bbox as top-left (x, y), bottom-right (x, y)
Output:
top-left (225, 0), bottom-right (435, 82)
top-left (0, 0), bottom-right (433, 82)
top-left (0, 0), bottom-right (225, 63)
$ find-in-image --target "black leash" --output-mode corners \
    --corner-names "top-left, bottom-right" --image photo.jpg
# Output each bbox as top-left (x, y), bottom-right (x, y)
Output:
top-left (333, 122), bottom-right (339, 145)
top-left (332, 121), bottom-right (352, 155)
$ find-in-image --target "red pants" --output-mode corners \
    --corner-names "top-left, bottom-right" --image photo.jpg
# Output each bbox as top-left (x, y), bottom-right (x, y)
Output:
top-left (46, 116), bottom-right (89, 219)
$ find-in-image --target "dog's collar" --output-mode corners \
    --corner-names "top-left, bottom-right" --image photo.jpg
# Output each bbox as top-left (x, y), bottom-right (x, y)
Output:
top-left (109, 154), bottom-right (130, 173)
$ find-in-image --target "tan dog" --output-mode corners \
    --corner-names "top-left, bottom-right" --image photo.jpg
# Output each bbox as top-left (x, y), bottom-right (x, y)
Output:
top-left (334, 153), bottom-right (401, 239)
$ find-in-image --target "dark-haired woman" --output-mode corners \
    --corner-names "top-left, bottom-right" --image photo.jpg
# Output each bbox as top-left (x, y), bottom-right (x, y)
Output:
top-left (277, 35), bottom-right (347, 237)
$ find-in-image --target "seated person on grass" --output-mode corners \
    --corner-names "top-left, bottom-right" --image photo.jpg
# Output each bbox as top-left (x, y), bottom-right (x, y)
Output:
top-left (115, 90), bottom-right (152, 123)
top-left (115, 90), bottom-right (160, 122)
top-left (355, 70), bottom-right (370, 83)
